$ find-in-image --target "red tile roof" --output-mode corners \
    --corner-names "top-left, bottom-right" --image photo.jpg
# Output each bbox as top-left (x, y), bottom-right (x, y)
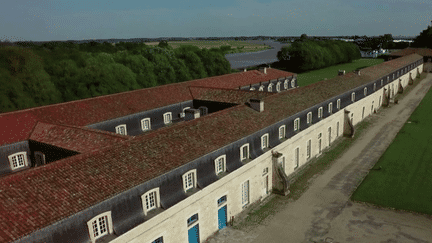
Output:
top-left (29, 122), bottom-right (131, 153)
top-left (189, 86), bottom-right (274, 104)
top-left (389, 48), bottom-right (432, 57)
top-left (0, 55), bottom-right (420, 242)
top-left (0, 69), bottom-right (295, 147)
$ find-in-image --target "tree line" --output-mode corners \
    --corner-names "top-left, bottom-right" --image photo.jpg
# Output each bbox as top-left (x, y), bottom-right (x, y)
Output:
top-left (277, 38), bottom-right (362, 72)
top-left (0, 41), bottom-right (232, 113)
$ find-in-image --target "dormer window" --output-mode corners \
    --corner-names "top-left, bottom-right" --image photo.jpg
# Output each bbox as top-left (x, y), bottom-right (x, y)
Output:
top-left (141, 188), bottom-right (161, 216)
top-left (163, 112), bottom-right (172, 124)
top-left (276, 82), bottom-right (281, 92)
top-left (240, 144), bottom-right (249, 161)
top-left (261, 133), bottom-right (269, 149)
top-left (115, 124), bottom-right (127, 135)
top-left (259, 85), bottom-right (264, 91)
top-left (387, 76), bottom-right (390, 82)
top-left (351, 92), bottom-right (355, 102)
top-left (214, 155), bottom-right (226, 175)
top-left (279, 125), bottom-right (286, 139)
top-left (141, 118), bottom-right (151, 131)
top-left (381, 79), bottom-right (383, 86)
top-left (392, 74), bottom-right (395, 79)
top-left (291, 79), bottom-right (295, 88)
top-left (8, 152), bottom-right (28, 170)
top-left (284, 80), bottom-right (288, 89)
top-left (364, 87), bottom-right (367, 96)
top-left (337, 99), bottom-right (341, 109)
top-left (183, 169), bottom-right (197, 192)
top-left (328, 102), bottom-right (333, 114)
top-left (318, 107), bottom-right (323, 119)
top-left (34, 151), bottom-right (45, 166)
top-left (373, 83), bottom-right (376, 91)
top-left (181, 107), bottom-right (191, 118)
top-left (268, 84), bottom-right (273, 92)
top-left (250, 87), bottom-right (256, 91)
top-left (87, 212), bottom-right (113, 243)
top-left (307, 112), bottom-right (312, 124)
top-left (294, 118), bottom-right (300, 131)
top-left (199, 106), bottom-right (208, 116)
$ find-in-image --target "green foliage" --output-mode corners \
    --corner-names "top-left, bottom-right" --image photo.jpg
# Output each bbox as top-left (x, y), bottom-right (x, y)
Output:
top-left (0, 41), bottom-right (233, 113)
top-left (158, 40), bottom-right (170, 49)
top-left (412, 25), bottom-right (432, 48)
top-left (278, 39), bottom-right (362, 72)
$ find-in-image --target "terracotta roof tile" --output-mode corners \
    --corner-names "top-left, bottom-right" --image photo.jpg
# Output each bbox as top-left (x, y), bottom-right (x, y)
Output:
top-left (389, 48), bottom-right (432, 57)
top-left (0, 56), bottom-right (420, 242)
top-left (29, 122), bottom-right (131, 153)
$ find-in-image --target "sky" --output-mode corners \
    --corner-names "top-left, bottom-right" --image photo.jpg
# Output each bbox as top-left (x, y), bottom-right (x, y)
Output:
top-left (1, 0), bottom-right (431, 42)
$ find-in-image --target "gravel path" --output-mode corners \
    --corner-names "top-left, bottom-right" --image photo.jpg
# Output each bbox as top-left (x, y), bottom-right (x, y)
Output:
top-left (207, 73), bottom-right (432, 243)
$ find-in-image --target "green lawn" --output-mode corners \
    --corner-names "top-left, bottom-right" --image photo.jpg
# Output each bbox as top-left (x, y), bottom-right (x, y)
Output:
top-left (297, 59), bottom-right (385, 87)
top-left (351, 80), bottom-right (432, 215)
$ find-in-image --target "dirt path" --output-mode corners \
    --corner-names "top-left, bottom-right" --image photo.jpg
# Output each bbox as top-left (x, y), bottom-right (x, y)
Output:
top-left (207, 73), bottom-right (432, 243)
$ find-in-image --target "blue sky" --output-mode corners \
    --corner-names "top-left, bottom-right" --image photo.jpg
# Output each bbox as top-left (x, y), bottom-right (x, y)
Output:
top-left (1, 0), bottom-right (431, 42)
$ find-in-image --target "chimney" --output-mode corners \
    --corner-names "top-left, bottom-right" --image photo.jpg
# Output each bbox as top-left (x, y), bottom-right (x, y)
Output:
top-left (355, 70), bottom-right (361, 76)
top-left (259, 67), bottom-right (267, 74)
top-left (184, 109), bottom-right (200, 121)
top-left (249, 98), bottom-right (264, 112)
top-left (338, 70), bottom-right (345, 76)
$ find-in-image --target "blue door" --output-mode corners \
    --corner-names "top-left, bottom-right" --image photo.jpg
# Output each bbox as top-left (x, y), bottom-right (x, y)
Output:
top-left (188, 224), bottom-right (199, 243)
top-left (218, 205), bottom-right (227, 229)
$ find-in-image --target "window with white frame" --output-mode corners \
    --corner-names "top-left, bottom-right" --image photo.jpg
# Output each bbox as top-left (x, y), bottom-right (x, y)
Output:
top-left (337, 99), bottom-right (341, 109)
top-left (214, 155), bottom-right (226, 175)
top-left (268, 84), bottom-right (273, 92)
top-left (276, 82), bottom-right (281, 92)
top-left (291, 79), bottom-right (295, 88)
top-left (279, 125), bottom-right (286, 139)
top-left (307, 112), bottom-right (312, 124)
top-left (241, 180), bottom-right (250, 206)
top-left (259, 85), bottom-right (264, 91)
top-left (87, 212), bottom-right (113, 243)
top-left (141, 118), bottom-right (151, 131)
top-left (250, 87), bottom-right (256, 91)
top-left (163, 112), bottom-right (172, 124)
top-left (152, 236), bottom-right (164, 243)
top-left (294, 147), bottom-right (299, 168)
top-left (8, 152), bottom-right (28, 170)
top-left (284, 80), bottom-right (288, 89)
top-left (240, 144), bottom-right (249, 161)
top-left (307, 139), bottom-right (311, 159)
top-left (187, 213), bottom-right (199, 226)
top-left (392, 74), bottom-right (395, 79)
top-left (318, 107), bottom-right (323, 119)
top-left (182, 169), bottom-right (197, 192)
top-left (328, 102), bottom-right (333, 114)
top-left (351, 92), bottom-right (355, 102)
top-left (141, 188), bottom-right (160, 215)
top-left (364, 87), bottom-right (367, 96)
top-left (294, 118), bottom-right (300, 131)
top-left (373, 83), bottom-right (376, 91)
top-left (381, 79), bottom-right (383, 86)
top-left (181, 107), bottom-right (191, 118)
top-left (115, 124), bottom-right (127, 135)
top-left (387, 76), bottom-right (389, 82)
top-left (261, 133), bottom-right (269, 149)
top-left (397, 71), bottom-right (399, 77)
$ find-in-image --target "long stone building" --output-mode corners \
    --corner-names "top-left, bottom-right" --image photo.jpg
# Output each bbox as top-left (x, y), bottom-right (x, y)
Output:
top-left (0, 53), bottom-right (424, 243)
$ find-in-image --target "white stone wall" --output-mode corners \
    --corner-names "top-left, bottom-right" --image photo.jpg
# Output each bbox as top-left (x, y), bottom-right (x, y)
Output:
top-left (111, 63), bottom-right (422, 243)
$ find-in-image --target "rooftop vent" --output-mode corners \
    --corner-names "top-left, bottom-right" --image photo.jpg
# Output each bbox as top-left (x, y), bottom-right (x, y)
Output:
top-left (184, 109), bottom-right (200, 121)
top-left (355, 70), bottom-right (361, 76)
top-left (259, 67), bottom-right (267, 74)
top-left (338, 70), bottom-right (345, 76)
top-left (249, 98), bottom-right (264, 112)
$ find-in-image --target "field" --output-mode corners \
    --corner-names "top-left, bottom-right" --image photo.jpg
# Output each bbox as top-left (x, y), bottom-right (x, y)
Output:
top-left (351, 81), bottom-right (432, 215)
top-left (297, 58), bottom-right (385, 87)
top-left (143, 40), bottom-right (271, 53)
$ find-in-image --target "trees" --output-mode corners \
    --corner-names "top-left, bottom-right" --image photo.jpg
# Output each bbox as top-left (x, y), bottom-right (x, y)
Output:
top-left (277, 39), bottom-right (361, 72)
top-left (412, 25), bottom-right (432, 48)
